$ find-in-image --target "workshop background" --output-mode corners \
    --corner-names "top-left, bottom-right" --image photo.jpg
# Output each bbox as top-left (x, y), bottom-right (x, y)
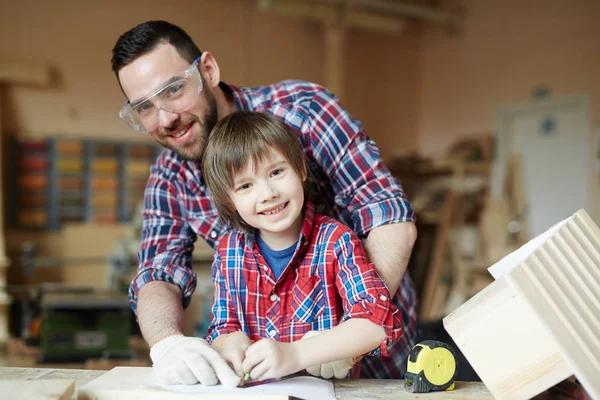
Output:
top-left (0, 0), bottom-right (598, 373)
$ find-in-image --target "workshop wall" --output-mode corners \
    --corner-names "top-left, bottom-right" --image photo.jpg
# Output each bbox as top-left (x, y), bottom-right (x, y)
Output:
top-left (0, 0), bottom-right (420, 157)
top-left (417, 0), bottom-right (600, 220)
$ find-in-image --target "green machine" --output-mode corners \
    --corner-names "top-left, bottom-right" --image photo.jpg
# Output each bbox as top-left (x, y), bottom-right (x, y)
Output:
top-left (40, 292), bottom-right (131, 363)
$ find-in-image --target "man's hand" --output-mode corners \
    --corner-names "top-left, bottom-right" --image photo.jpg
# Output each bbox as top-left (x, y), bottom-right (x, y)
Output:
top-left (242, 339), bottom-right (301, 381)
top-left (301, 330), bottom-right (357, 379)
top-left (217, 332), bottom-right (252, 378)
top-left (150, 335), bottom-right (240, 387)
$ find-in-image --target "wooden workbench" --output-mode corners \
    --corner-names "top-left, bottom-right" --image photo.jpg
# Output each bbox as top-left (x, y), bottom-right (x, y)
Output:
top-left (0, 366), bottom-right (493, 399)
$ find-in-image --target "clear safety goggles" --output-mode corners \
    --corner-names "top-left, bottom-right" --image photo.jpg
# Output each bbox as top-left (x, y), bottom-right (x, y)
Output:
top-left (119, 57), bottom-right (202, 132)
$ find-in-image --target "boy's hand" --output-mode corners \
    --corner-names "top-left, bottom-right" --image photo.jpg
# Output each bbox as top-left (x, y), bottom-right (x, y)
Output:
top-left (150, 335), bottom-right (240, 387)
top-left (217, 332), bottom-right (252, 378)
top-left (302, 330), bottom-right (357, 379)
top-left (242, 338), bottom-right (301, 381)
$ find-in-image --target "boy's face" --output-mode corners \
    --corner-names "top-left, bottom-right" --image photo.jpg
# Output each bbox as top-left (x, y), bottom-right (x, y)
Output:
top-left (230, 148), bottom-right (305, 248)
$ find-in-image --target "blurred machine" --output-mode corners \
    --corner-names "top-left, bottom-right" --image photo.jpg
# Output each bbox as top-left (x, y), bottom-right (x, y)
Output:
top-left (40, 292), bottom-right (130, 363)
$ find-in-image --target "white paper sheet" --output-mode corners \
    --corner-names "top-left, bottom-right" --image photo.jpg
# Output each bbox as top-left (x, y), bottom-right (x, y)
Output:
top-left (487, 216), bottom-right (571, 279)
top-left (144, 375), bottom-right (336, 400)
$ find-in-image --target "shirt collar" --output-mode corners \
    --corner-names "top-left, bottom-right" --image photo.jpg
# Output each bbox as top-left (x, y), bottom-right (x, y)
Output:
top-left (243, 201), bottom-right (317, 250)
top-left (221, 81), bottom-right (251, 111)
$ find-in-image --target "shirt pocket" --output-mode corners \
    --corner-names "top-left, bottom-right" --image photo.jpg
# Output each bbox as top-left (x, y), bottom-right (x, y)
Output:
top-left (291, 275), bottom-right (325, 324)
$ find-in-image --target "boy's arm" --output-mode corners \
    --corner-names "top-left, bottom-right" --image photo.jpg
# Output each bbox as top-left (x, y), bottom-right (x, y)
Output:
top-left (333, 230), bottom-right (403, 355)
top-left (295, 318), bottom-right (385, 368)
top-left (207, 251), bottom-right (245, 343)
top-left (207, 250), bottom-right (253, 378)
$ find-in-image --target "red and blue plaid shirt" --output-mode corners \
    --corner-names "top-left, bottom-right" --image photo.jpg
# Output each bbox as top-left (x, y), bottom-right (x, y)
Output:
top-left (207, 203), bottom-right (403, 357)
top-left (130, 80), bottom-right (417, 378)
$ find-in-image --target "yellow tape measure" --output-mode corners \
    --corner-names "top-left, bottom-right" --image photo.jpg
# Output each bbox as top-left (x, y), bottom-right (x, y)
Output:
top-left (404, 340), bottom-right (458, 393)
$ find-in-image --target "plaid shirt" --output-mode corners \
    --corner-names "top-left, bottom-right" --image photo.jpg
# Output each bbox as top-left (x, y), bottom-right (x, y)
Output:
top-left (207, 203), bottom-right (403, 356)
top-left (131, 80), bottom-right (417, 377)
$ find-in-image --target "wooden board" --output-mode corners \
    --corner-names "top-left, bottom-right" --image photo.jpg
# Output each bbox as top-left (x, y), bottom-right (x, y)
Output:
top-left (0, 366), bottom-right (493, 399)
top-left (444, 208), bottom-right (600, 400)
top-left (79, 367), bottom-right (289, 399)
top-left (334, 380), bottom-right (493, 399)
top-left (0, 379), bottom-right (74, 400)
top-left (420, 190), bottom-right (459, 320)
top-left (443, 277), bottom-right (572, 400)
top-left (505, 209), bottom-right (600, 399)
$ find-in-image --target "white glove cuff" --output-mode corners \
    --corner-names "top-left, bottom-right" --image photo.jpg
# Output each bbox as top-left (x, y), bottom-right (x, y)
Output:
top-left (150, 334), bottom-right (186, 362)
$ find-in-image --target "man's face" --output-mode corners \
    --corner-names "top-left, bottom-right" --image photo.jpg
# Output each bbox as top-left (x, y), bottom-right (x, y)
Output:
top-left (118, 44), bottom-right (218, 161)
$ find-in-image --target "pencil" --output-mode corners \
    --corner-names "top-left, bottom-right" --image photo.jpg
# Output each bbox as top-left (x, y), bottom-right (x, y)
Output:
top-left (244, 373), bottom-right (251, 381)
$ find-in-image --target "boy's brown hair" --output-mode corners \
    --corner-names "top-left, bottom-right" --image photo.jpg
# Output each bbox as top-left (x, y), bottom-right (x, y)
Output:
top-left (202, 111), bottom-right (307, 231)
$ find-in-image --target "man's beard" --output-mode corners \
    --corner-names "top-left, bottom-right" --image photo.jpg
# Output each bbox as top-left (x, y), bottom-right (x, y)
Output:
top-left (161, 90), bottom-right (219, 162)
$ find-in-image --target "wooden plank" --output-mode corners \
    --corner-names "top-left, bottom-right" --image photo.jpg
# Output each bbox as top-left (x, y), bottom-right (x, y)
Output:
top-left (79, 367), bottom-right (289, 400)
top-left (0, 367), bottom-right (493, 399)
top-left (334, 380), bottom-right (492, 399)
top-left (443, 277), bottom-right (572, 400)
top-left (505, 209), bottom-right (600, 399)
top-left (420, 190), bottom-right (459, 320)
top-left (0, 379), bottom-right (74, 400)
top-left (0, 60), bottom-right (51, 86)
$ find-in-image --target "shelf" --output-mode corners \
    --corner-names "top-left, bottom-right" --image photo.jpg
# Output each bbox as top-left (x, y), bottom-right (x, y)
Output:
top-left (11, 137), bottom-right (160, 230)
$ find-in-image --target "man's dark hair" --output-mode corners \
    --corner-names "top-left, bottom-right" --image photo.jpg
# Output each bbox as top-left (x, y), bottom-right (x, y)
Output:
top-left (111, 20), bottom-right (202, 76)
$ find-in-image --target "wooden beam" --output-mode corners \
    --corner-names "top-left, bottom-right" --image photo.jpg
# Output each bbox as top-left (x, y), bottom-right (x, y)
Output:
top-left (0, 60), bottom-right (52, 86)
top-left (324, 24), bottom-right (346, 100)
top-left (257, 0), bottom-right (406, 34)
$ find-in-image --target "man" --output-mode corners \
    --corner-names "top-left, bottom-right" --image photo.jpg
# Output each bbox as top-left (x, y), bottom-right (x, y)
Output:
top-left (111, 20), bottom-right (417, 386)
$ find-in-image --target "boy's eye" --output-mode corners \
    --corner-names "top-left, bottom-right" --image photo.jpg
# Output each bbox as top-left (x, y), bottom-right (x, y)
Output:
top-left (271, 168), bottom-right (284, 177)
top-left (236, 183), bottom-right (252, 191)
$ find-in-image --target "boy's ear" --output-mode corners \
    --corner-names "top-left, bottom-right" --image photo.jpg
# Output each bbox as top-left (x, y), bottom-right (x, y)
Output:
top-left (301, 163), bottom-right (308, 182)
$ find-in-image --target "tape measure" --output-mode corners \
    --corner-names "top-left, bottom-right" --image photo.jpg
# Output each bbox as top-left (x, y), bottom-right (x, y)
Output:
top-left (404, 340), bottom-right (458, 393)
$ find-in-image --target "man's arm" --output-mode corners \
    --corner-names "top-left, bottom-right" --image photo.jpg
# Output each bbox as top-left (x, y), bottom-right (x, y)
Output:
top-left (137, 281), bottom-right (185, 346)
top-left (129, 160), bottom-right (198, 344)
top-left (364, 221), bottom-right (417, 294)
top-left (303, 87), bottom-right (416, 292)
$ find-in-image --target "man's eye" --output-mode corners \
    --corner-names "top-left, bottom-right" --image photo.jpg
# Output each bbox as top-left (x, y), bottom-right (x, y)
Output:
top-left (136, 102), bottom-right (154, 115)
top-left (168, 82), bottom-right (185, 95)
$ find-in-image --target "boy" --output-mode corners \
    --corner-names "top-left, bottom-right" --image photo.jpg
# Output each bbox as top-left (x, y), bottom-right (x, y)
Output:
top-left (202, 111), bottom-right (403, 382)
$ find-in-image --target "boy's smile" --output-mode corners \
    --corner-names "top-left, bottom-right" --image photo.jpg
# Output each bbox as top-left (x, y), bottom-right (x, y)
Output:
top-left (259, 201), bottom-right (288, 216)
top-left (230, 148), bottom-right (305, 250)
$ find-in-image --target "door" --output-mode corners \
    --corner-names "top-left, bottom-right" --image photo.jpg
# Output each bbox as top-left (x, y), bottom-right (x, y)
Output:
top-left (496, 96), bottom-right (590, 238)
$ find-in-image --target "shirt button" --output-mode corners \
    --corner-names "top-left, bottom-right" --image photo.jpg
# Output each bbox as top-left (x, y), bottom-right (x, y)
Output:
top-left (269, 329), bottom-right (277, 337)
top-left (270, 294), bottom-right (278, 302)
top-left (380, 295), bottom-right (388, 301)
top-left (210, 231), bottom-right (217, 238)
top-left (262, 265), bottom-right (269, 271)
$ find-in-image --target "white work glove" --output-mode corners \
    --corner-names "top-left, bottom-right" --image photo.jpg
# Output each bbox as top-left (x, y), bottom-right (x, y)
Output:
top-left (149, 335), bottom-right (241, 387)
top-left (301, 330), bottom-right (358, 379)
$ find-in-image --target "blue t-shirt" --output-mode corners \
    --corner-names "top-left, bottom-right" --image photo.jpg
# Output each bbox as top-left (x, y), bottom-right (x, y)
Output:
top-left (256, 232), bottom-right (297, 280)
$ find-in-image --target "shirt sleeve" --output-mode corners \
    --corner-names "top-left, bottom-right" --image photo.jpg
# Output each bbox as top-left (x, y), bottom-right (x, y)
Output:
top-left (128, 165), bottom-right (197, 316)
top-left (306, 88), bottom-right (415, 237)
top-left (206, 252), bottom-right (243, 344)
top-left (334, 230), bottom-right (404, 357)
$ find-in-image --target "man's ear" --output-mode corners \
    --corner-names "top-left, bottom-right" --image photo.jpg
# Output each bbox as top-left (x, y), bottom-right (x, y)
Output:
top-left (199, 51), bottom-right (220, 89)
